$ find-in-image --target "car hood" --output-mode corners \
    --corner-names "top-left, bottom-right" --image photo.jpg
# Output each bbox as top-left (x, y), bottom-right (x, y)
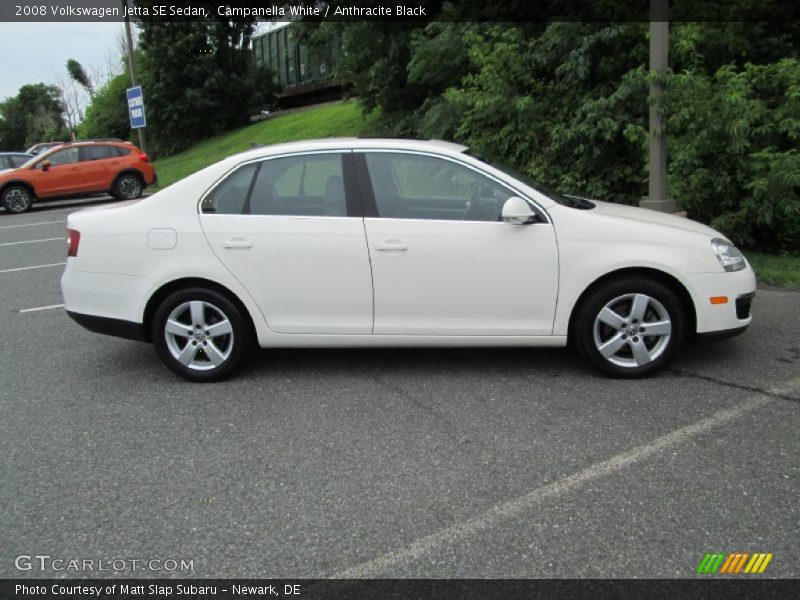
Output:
top-left (588, 200), bottom-right (723, 240)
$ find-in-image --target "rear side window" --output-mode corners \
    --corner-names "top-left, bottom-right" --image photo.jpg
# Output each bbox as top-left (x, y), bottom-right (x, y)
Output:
top-left (249, 154), bottom-right (345, 216)
top-left (201, 154), bottom-right (347, 216)
top-left (81, 146), bottom-right (116, 161)
top-left (201, 164), bottom-right (258, 214)
top-left (114, 146), bottom-right (131, 157)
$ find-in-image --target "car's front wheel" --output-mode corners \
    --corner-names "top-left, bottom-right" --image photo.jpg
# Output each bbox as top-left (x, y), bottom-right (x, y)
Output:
top-left (2, 185), bottom-right (33, 213)
top-left (574, 277), bottom-right (686, 378)
top-left (152, 288), bottom-right (250, 382)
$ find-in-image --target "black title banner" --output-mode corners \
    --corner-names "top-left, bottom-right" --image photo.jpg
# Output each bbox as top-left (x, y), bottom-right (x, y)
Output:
top-left (2, 579), bottom-right (797, 600)
top-left (2, 0), bottom-right (800, 23)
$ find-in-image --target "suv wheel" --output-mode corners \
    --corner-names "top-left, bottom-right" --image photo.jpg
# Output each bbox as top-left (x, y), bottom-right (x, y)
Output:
top-left (574, 277), bottom-right (686, 378)
top-left (2, 185), bottom-right (33, 213)
top-left (115, 174), bottom-right (143, 200)
top-left (152, 288), bottom-right (250, 382)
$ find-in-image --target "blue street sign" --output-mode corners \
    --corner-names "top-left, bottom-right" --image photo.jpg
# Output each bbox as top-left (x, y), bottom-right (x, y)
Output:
top-left (126, 86), bottom-right (146, 129)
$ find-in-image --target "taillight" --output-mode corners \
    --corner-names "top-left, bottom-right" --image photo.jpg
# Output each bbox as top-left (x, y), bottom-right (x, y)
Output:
top-left (67, 228), bottom-right (80, 257)
top-left (138, 152), bottom-right (150, 162)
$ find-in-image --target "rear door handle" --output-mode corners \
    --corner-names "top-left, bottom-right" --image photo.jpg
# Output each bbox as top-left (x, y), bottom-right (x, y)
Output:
top-left (221, 238), bottom-right (253, 249)
top-left (375, 240), bottom-right (408, 251)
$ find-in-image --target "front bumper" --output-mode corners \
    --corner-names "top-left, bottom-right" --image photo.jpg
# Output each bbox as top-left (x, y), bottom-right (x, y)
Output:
top-left (686, 267), bottom-right (756, 335)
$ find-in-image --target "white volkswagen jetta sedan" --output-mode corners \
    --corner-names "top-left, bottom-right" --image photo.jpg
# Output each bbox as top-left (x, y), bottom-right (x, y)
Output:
top-left (61, 139), bottom-right (756, 382)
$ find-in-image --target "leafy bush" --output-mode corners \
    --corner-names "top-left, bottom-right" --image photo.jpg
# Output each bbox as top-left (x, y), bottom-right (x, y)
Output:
top-left (325, 17), bottom-right (800, 251)
top-left (667, 59), bottom-right (800, 252)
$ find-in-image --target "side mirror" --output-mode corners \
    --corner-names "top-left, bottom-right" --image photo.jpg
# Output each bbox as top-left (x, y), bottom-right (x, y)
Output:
top-left (41, 160), bottom-right (51, 171)
top-left (501, 196), bottom-right (537, 224)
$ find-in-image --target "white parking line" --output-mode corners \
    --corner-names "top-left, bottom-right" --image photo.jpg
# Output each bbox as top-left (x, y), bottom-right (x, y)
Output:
top-left (0, 237), bottom-right (63, 247)
top-left (18, 303), bottom-right (65, 313)
top-left (333, 377), bottom-right (800, 578)
top-left (0, 262), bottom-right (66, 274)
top-left (0, 220), bottom-right (66, 230)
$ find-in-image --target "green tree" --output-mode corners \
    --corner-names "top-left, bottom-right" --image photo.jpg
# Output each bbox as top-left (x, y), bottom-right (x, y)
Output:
top-left (135, 1), bottom-right (278, 156)
top-left (0, 83), bottom-right (69, 150)
top-left (78, 71), bottom-right (133, 140)
top-left (66, 58), bottom-right (94, 97)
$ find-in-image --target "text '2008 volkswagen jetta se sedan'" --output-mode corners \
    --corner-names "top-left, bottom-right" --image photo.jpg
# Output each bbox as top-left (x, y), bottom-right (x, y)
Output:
top-left (61, 139), bottom-right (756, 382)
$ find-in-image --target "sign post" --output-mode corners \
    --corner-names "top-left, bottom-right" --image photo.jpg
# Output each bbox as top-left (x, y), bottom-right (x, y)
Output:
top-left (122, 0), bottom-right (146, 151)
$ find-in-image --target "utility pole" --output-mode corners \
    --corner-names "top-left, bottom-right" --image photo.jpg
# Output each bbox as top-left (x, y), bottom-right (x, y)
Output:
top-left (122, 0), bottom-right (146, 152)
top-left (640, 0), bottom-right (675, 213)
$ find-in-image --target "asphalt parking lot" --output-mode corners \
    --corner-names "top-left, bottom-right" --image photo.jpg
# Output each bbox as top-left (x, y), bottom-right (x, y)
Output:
top-left (1, 198), bottom-right (798, 579)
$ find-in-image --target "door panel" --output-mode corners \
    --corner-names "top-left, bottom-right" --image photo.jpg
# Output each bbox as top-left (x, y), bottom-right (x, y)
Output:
top-left (199, 152), bottom-right (373, 335)
top-left (34, 147), bottom-right (83, 197)
top-left (79, 145), bottom-right (115, 191)
top-left (359, 151), bottom-right (559, 336)
top-left (201, 216), bottom-right (374, 334)
top-left (364, 218), bottom-right (558, 335)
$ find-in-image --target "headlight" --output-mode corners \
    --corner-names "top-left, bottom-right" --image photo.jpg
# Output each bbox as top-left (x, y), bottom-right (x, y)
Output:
top-left (711, 238), bottom-right (746, 272)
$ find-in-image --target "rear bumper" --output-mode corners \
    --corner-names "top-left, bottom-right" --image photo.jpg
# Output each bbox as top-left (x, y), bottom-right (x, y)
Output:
top-left (61, 264), bottom-right (150, 324)
top-left (67, 311), bottom-right (146, 342)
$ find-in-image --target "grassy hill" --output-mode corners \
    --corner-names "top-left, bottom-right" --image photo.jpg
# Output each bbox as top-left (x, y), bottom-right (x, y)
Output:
top-left (151, 101), bottom-right (368, 189)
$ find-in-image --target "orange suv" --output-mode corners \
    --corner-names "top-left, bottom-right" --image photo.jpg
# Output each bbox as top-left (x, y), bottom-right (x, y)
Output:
top-left (0, 140), bottom-right (157, 214)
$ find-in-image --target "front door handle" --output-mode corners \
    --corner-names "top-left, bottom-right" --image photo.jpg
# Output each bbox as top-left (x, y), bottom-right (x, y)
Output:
top-left (375, 240), bottom-right (408, 251)
top-left (221, 238), bottom-right (253, 249)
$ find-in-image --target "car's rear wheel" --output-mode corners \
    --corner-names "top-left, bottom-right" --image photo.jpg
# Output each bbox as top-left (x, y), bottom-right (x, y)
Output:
top-left (152, 288), bottom-right (249, 382)
top-left (574, 277), bottom-right (686, 378)
top-left (115, 174), bottom-right (143, 200)
top-left (2, 185), bottom-right (33, 213)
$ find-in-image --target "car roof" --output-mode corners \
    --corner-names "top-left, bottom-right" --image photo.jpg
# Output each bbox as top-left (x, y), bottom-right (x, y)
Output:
top-left (230, 138), bottom-right (469, 162)
top-left (0, 152), bottom-right (31, 156)
top-left (60, 140), bottom-right (131, 147)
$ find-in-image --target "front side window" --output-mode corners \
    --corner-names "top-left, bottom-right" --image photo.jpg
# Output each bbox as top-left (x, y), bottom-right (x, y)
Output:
top-left (9, 155), bottom-right (28, 167)
top-left (41, 147), bottom-right (79, 167)
top-left (363, 152), bottom-right (511, 222)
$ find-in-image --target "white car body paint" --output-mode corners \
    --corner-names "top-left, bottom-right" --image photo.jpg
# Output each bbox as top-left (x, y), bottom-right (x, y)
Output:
top-left (61, 138), bottom-right (755, 355)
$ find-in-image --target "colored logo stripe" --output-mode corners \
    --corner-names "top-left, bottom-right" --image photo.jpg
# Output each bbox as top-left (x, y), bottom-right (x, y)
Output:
top-left (697, 553), bottom-right (725, 574)
top-left (698, 552), bottom-right (773, 574)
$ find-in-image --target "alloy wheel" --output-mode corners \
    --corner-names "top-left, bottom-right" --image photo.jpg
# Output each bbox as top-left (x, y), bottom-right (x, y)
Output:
top-left (118, 176), bottom-right (142, 199)
top-left (592, 293), bottom-right (672, 368)
top-left (163, 300), bottom-right (234, 371)
top-left (4, 188), bottom-right (31, 212)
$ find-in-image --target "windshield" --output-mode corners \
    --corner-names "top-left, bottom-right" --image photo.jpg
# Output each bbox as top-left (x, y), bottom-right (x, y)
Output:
top-left (467, 151), bottom-right (594, 209)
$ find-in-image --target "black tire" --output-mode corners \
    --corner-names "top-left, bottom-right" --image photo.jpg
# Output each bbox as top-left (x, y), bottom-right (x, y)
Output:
top-left (114, 173), bottom-right (143, 200)
top-left (152, 288), bottom-right (250, 382)
top-left (2, 185), bottom-right (34, 213)
top-left (573, 277), bottom-right (686, 378)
